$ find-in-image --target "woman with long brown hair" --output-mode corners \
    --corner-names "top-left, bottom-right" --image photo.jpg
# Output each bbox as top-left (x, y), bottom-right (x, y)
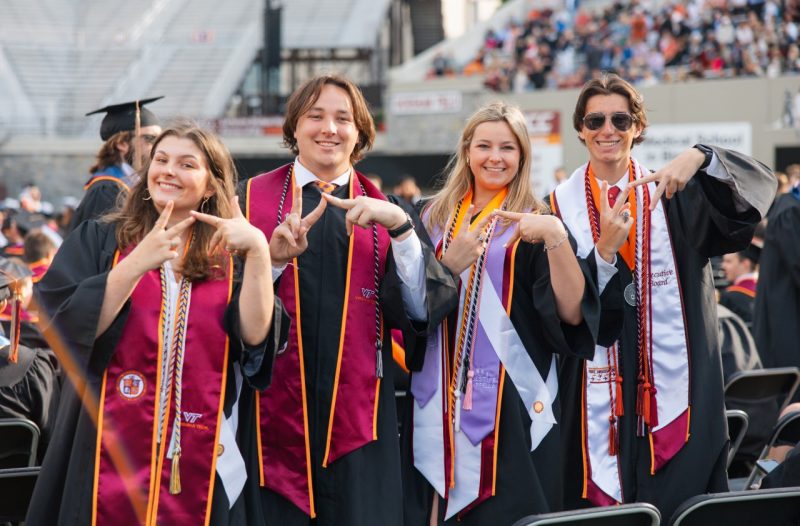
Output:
top-left (28, 122), bottom-right (286, 526)
top-left (404, 102), bottom-right (600, 525)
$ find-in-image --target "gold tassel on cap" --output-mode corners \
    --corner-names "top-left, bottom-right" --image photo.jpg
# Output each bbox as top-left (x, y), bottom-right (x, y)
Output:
top-left (169, 450), bottom-right (182, 495)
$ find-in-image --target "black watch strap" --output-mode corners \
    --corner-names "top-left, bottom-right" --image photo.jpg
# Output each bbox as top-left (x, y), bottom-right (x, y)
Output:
top-left (388, 213), bottom-right (414, 238)
top-left (693, 144), bottom-right (713, 171)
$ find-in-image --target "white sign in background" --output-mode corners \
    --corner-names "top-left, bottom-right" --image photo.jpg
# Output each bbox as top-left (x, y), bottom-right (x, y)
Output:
top-left (635, 122), bottom-right (752, 169)
top-left (388, 91), bottom-right (462, 115)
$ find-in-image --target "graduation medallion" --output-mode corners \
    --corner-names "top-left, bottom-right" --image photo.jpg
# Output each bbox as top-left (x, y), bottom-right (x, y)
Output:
top-left (624, 282), bottom-right (637, 307)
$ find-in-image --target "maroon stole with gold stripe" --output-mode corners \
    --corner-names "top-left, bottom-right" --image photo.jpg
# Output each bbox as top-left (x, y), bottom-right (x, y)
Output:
top-left (84, 175), bottom-right (130, 192)
top-left (92, 246), bottom-right (232, 526)
top-left (246, 164), bottom-right (390, 517)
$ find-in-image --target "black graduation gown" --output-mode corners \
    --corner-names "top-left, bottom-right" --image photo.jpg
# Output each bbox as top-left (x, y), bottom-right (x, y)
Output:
top-left (26, 220), bottom-right (286, 526)
top-left (0, 339), bottom-right (60, 461)
top-left (68, 177), bottom-right (126, 233)
top-left (401, 232), bottom-right (600, 526)
top-left (255, 184), bottom-right (458, 526)
top-left (559, 147), bottom-right (776, 521)
top-left (719, 287), bottom-right (755, 326)
top-left (753, 191), bottom-right (800, 371)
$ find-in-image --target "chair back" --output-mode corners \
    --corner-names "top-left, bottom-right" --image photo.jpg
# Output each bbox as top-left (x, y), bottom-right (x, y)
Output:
top-left (511, 502), bottom-right (661, 526)
top-left (669, 487), bottom-right (800, 526)
top-left (724, 367), bottom-right (800, 464)
top-left (0, 418), bottom-right (40, 468)
top-left (726, 409), bottom-right (749, 469)
top-left (0, 466), bottom-right (40, 523)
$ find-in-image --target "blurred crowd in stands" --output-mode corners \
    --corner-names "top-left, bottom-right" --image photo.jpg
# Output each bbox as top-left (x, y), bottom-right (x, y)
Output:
top-left (429, 0), bottom-right (800, 92)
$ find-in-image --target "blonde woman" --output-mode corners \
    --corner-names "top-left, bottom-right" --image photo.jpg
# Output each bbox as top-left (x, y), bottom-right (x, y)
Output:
top-left (404, 102), bottom-right (600, 525)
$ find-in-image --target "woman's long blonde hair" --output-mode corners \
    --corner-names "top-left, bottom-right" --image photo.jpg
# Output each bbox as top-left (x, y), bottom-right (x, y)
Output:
top-left (425, 102), bottom-right (547, 232)
top-left (106, 121), bottom-right (237, 281)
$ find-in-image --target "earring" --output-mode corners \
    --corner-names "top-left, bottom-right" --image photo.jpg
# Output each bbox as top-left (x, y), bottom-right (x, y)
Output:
top-left (143, 188), bottom-right (152, 201)
top-left (200, 196), bottom-right (210, 214)
top-left (466, 156), bottom-right (470, 165)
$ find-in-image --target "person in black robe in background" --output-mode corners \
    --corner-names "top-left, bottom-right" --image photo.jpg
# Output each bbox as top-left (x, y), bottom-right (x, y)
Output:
top-left (753, 184), bottom-right (800, 374)
top-left (243, 75), bottom-right (458, 526)
top-left (28, 123), bottom-right (287, 526)
top-left (69, 98), bottom-right (163, 233)
top-left (0, 257), bottom-right (60, 461)
top-left (402, 102), bottom-right (600, 526)
top-left (718, 244), bottom-right (760, 326)
top-left (553, 73), bottom-right (776, 521)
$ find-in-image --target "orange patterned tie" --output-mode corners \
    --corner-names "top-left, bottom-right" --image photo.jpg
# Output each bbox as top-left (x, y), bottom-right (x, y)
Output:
top-left (315, 180), bottom-right (338, 194)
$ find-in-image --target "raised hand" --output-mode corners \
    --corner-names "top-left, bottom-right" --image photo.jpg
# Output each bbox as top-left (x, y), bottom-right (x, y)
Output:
top-left (440, 205), bottom-right (492, 276)
top-left (595, 180), bottom-right (634, 263)
top-left (493, 210), bottom-right (568, 250)
top-left (320, 192), bottom-right (408, 236)
top-left (268, 186), bottom-right (327, 266)
top-left (629, 147), bottom-right (706, 210)
top-left (126, 200), bottom-right (196, 276)
top-left (191, 195), bottom-right (269, 260)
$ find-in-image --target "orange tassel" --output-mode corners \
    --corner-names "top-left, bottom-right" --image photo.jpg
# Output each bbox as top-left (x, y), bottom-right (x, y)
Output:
top-left (8, 298), bottom-right (21, 363)
top-left (608, 416), bottom-right (618, 456)
top-left (642, 382), bottom-right (652, 426)
top-left (615, 375), bottom-right (624, 417)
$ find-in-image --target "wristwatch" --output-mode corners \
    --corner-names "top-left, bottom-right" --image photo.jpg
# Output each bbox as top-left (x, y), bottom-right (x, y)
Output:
top-left (388, 213), bottom-right (414, 238)
top-left (693, 144), bottom-right (713, 171)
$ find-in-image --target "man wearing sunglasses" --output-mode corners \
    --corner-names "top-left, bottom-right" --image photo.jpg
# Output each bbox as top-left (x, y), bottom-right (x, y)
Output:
top-left (550, 73), bottom-right (776, 520)
top-left (68, 97), bottom-right (163, 233)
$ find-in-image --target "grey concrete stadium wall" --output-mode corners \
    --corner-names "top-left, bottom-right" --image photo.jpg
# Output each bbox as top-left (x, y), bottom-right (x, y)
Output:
top-left (386, 75), bottom-right (800, 172)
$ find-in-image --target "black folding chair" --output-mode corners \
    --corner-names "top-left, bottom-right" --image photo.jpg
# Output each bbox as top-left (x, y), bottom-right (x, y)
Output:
top-left (726, 409), bottom-right (749, 469)
top-left (724, 367), bottom-right (800, 469)
top-left (744, 410), bottom-right (800, 489)
top-left (669, 487), bottom-right (800, 526)
top-left (0, 466), bottom-right (40, 524)
top-left (511, 503), bottom-right (661, 526)
top-left (0, 418), bottom-right (40, 469)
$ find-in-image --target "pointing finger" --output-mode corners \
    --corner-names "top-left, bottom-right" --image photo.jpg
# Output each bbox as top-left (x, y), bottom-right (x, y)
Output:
top-left (291, 185), bottom-right (302, 214)
top-left (503, 225), bottom-right (522, 248)
top-left (612, 186), bottom-right (632, 215)
top-left (155, 201), bottom-right (174, 230)
top-left (600, 181), bottom-right (609, 212)
top-left (230, 195), bottom-right (245, 218)
top-left (628, 173), bottom-right (660, 189)
top-left (302, 196), bottom-right (328, 226)
top-left (471, 211), bottom-right (494, 234)
top-left (321, 192), bottom-right (356, 210)
top-left (492, 209), bottom-right (524, 222)
top-left (455, 204), bottom-right (475, 236)
top-left (650, 177), bottom-right (668, 211)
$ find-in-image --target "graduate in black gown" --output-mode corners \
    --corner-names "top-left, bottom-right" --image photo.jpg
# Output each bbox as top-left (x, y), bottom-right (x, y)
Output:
top-left (403, 102), bottom-right (600, 526)
top-left (28, 123), bottom-right (286, 526)
top-left (0, 257), bottom-right (60, 460)
top-left (753, 184), bottom-right (800, 371)
top-left (243, 74), bottom-right (458, 526)
top-left (718, 245), bottom-right (760, 326)
top-left (69, 98), bottom-right (163, 233)
top-left (551, 74), bottom-right (776, 520)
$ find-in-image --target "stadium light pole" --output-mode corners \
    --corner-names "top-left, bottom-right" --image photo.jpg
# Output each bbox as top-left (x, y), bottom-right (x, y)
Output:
top-left (263, 0), bottom-right (283, 115)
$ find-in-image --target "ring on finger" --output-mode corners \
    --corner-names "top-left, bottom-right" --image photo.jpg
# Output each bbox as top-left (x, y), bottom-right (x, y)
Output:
top-left (170, 239), bottom-right (180, 249)
top-left (621, 211), bottom-right (631, 221)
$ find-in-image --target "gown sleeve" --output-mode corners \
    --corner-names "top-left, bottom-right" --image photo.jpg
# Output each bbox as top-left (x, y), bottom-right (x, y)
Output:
top-left (583, 246), bottom-right (625, 348)
top-left (520, 232), bottom-right (600, 362)
top-left (224, 257), bottom-right (290, 391)
top-left (68, 182), bottom-right (122, 233)
top-left (35, 219), bottom-right (124, 373)
top-left (380, 197), bottom-right (459, 372)
top-left (667, 147), bottom-right (776, 257)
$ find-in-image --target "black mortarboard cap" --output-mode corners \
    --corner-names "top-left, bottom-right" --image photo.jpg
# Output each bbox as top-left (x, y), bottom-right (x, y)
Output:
top-left (0, 257), bottom-right (31, 304)
top-left (86, 96), bottom-right (164, 140)
top-left (741, 243), bottom-right (761, 265)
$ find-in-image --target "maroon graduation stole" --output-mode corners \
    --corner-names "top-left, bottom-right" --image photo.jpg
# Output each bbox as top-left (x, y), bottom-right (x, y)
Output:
top-left (92, 246), bottom-right (232, 526)
top-left (28, 259), bottom-right (50, 284)
top-left (246, 164), bottom-right (390, 517)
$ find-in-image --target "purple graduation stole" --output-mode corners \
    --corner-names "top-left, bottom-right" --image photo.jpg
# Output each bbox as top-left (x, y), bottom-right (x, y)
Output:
top-left (92, 246), bottom-right (232, 526)
top-left (246, 164), bottom-right (390, 517)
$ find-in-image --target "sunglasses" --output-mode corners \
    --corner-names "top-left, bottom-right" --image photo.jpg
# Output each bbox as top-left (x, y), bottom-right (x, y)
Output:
top-left (582, 112), bottom-right (637, 131)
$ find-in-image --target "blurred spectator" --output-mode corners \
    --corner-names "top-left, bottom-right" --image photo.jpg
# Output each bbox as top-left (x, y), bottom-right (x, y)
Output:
top-left (432, 1), bottom-right (800, 94)
top-left (19, 183), bottom-right (43, 213)
top-left (365, 173), bottom-right (383, 192)
top-left (719, 245), bottom-right (760, 324)
top-left (23, 230), bottom-right (57, 284)
top-left (393, 175), bottom-right (422, 205)
top-left (1, 212), bottom-right (24, 257)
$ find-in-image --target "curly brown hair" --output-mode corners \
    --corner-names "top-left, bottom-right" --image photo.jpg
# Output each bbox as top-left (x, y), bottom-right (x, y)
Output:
top-left (107, 121), bottom-right (237, 281)
top-left (572, 73), bottom-right (648, 146)
top-left (282, 74), bottom-right (375, 165)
